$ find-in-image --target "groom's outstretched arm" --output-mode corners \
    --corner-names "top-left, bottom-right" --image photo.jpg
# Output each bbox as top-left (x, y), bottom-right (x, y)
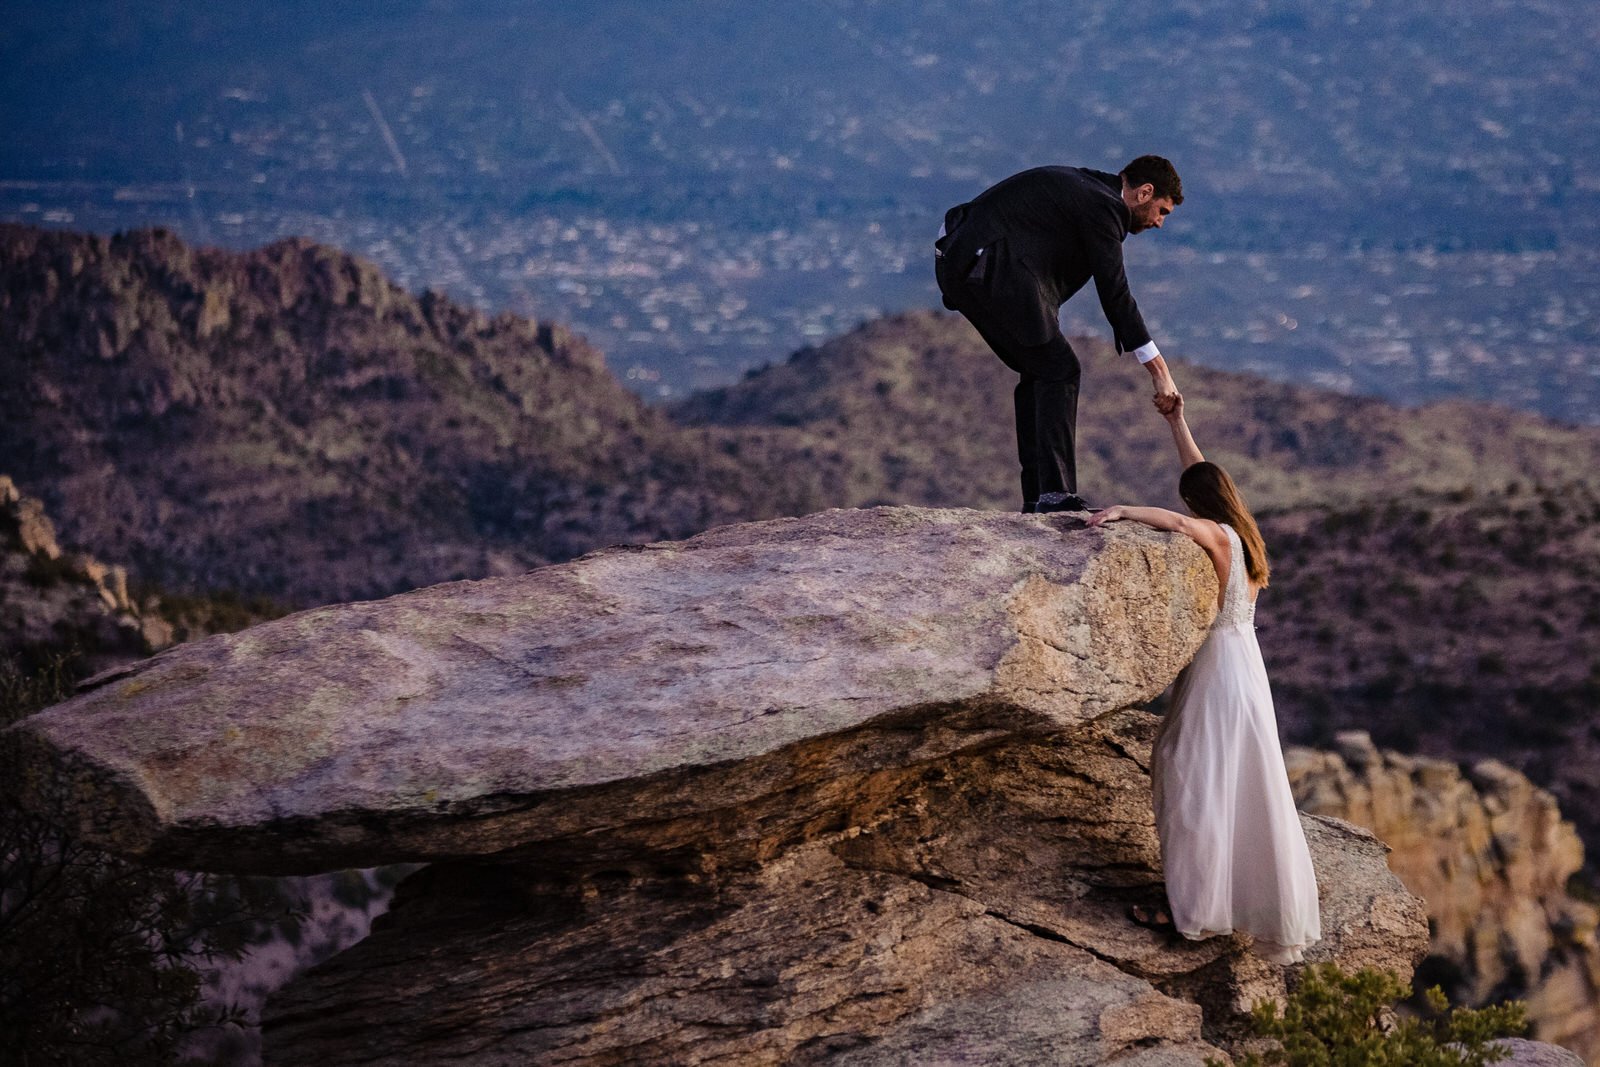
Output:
top-left (1144, 354), bottom-right (1179, 407)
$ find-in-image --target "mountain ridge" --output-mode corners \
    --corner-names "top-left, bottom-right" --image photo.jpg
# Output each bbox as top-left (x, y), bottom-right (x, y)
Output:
top-left (8, 221), bottom-right (1600, 605)
top-left (0, 223), bottom-right (804, 603)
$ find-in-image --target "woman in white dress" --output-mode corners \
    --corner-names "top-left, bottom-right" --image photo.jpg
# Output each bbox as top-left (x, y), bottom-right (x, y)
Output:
top-left (1085, 395), bottom-right (1321, 964)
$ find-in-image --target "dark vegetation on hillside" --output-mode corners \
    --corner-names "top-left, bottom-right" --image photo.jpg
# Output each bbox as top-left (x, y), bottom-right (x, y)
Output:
top-left (0, 224), bottom-right (800, 605)
top-left (0, 648), bottom-right (298, 1066)
top-left (1261, 484), bottom-right (1600, 871)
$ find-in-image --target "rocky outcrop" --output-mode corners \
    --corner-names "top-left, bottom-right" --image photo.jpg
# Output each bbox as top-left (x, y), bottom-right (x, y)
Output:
top-left (261, 713), bottom-right (1420, 1065)
top-left (0, 473), bottom-right (173, 667)
top-left (1488, 1040), bottom-right (1587, 1067)
top-left (10, 507), bottom-right (1218, 873)
top-left (0, 224), bottom-right (794, 605)
top-left (1289, 732), bottom-right (1600, 1062)
top-left (9, 508), bottom-right (1431, 1063)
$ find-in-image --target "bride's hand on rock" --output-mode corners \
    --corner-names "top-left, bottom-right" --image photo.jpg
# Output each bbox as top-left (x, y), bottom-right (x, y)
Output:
top-left (1086, 506), bottom-right (1126, 528)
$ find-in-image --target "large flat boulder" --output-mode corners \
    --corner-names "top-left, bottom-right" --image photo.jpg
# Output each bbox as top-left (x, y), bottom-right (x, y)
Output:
top-left (7, 506), bottom-right (1214, 873)
top-left (8, 505), bottom-right (1437, 1064)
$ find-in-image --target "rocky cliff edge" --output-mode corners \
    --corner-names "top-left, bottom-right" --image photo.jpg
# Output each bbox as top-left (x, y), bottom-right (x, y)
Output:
top-left (1291, 733), bottom-right (1600, 1061)
top-left (8, 507), bottom-right (1430, 1063)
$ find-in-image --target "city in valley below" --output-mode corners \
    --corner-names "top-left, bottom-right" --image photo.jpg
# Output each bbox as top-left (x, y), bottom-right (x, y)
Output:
top-left (8, 180), bottom-right (1597, 423)
top-left (6, 0), bottom-right (1599, 419)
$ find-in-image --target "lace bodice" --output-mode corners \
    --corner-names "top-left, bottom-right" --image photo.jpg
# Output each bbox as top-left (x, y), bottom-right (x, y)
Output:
top-left (1215, 525), bottom-right (1256, 629)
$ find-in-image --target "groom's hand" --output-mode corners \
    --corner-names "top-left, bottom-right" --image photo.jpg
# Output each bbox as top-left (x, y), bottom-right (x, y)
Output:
top-left (1154, 391), bottom-right (1184, 418)
top-left (1144, 355), bottom-right (1179, 409)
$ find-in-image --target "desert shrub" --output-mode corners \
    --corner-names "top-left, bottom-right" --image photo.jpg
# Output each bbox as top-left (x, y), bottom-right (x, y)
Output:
top-left (1, 651), bottom-right (295, 1066)
top-left (126, 583), bottom-right (290, 644)
top-left (1212, 963), bottom-right (1527, 1067)
top-left (1475, 652), bottom-right (1506, 675)
top-left (21, 551), bottom-right (88, 591)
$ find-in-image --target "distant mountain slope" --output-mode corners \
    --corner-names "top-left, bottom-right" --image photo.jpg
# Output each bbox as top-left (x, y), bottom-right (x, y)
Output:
top-left (0, 224), bottom-right (799, 604)
top-left (8, 223), bottom-right (1600, 609)
top-left (1261, 485), bottom-right (1600, 874)
top-left (676, 310), bottom-right (1600, 513)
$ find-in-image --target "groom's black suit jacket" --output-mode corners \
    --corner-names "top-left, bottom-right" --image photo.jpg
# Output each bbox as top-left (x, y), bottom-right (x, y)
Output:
top-left (936, 166), bottom-right (1152, 354)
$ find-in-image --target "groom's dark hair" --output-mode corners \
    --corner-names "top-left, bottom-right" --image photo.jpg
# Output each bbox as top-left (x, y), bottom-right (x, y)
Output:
top-left (1121, 155), bottom-right (1184, 205)
top-left (1180, 462), bottom-right (1268, 585)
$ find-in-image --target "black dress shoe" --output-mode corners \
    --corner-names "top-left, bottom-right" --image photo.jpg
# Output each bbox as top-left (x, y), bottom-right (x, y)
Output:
top-left (1034, 491), bottom-right (1092, 513)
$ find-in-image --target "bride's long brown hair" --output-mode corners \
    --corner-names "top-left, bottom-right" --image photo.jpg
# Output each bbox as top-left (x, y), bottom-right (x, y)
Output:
top-left (1178, 461), bottom-right (1269, 586)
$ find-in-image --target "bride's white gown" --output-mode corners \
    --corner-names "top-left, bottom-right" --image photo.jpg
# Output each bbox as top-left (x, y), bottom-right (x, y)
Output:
top-left (1151, 524), bottom-right (1321, 964)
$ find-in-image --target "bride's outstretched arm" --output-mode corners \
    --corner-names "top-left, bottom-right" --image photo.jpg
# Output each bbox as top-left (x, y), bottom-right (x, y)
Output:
top-left (1086, 505), bottom-right (1230, 556)
top-left (1088, 505), bottom-right (1190, 533)
top-left (1159, 394), bottom-right (1205, 470)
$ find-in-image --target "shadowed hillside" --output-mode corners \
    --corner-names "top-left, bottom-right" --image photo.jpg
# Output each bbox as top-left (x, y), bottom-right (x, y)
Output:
top-left (677, 309), bottom-right (1600, 514)
top-left (0, 225), bottom-right (801, 604)
top-left (8, 224), bottom-right (1600, 608)
top-left (1262, 485), bottom-right (1600, 874)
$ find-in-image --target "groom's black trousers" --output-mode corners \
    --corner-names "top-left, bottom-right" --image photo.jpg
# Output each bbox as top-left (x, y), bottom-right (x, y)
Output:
top-left (934, 251), bottom-right (1081, 506)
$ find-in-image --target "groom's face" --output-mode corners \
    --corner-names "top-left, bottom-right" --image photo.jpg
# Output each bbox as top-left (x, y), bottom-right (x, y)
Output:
top-left (1129, 192), bottom-right (1176, 234)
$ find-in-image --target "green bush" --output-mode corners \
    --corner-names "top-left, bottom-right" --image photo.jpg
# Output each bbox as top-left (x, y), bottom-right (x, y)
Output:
top-left (1213, 964), bottom-right (1528, 1067)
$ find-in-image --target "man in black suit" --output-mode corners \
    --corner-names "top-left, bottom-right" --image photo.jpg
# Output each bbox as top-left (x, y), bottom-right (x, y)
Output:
top-left (934, 156), bottom-right (1183, 513)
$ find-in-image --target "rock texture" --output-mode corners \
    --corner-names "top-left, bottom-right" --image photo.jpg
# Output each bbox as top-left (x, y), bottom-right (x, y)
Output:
top-left (1289, 732), bottom-right (1600, 1062)
top-left (8, 508), bottom-right (1435, 1063)
top-left (261, 712), bottom-right (1421, 1065)
top-left (1486, 1039), bottom-right (1587, 1067)
top-left (10, 506), bottom-right (1216, 873)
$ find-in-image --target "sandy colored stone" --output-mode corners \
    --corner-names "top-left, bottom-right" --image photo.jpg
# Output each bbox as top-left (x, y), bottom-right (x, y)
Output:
top-left (1288, 734), bottom-right (1600, 1062)
top-left (261, 711), bottom-right (1422, 1065)
top-left (0, 474), bottom-right (164, 671)
top-left (8, 506), bottom-right (1215, 874)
